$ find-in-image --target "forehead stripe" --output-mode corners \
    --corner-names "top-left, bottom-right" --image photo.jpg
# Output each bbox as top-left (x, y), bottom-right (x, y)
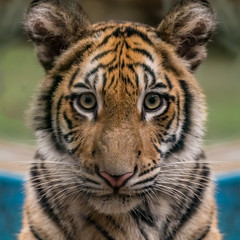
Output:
top-left (132, 48), bottom-right (153, 62)
top-left (58, 43), bottom-right (92, 72)
top-left (68, 68), bottom-right (80, 89)
top-left (92, 49), bottom-right (113, 62)
top-left (98, 26), bottom-right (153, 49)
top-left (124, 27), bottom-right (153, 46)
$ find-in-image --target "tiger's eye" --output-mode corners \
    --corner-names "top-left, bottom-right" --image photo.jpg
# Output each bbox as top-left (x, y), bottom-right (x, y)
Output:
top-left (77, 93), bottom-right (97, 111)
top-left (144, 93), bottom-right (162, 111)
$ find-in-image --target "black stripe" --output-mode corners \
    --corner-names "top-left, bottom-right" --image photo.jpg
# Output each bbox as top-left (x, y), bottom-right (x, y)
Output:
top-left (108, 63), bottom-right (119, 73)
top-left (68, 68), bottom-right (80, 89)
top-left (152, 82), bottom-right (167, 89)
top-left (85, 56), bottom-right (117, 84)
top-left (153, 143), bottom-right (163, 156)
top-left (122, 75), bottom-right (135, 88)
top-left (165, 112), bottom-right (176, 130)
top-left (63, 130), bottom-right (78, 143)
top-left (164, 165), bottom-right (210, 240)
top-left (69, 142), bottom-right (81, 154)
top-left (197, 225), bottom-right (211, 240)
top-left (131, 210), bottom-right (150, 240)
top-left (160, 49), bottom-right (181, 76)
top-left (84, 177), bottom-right (101, 185)
top-left (125, 27), bottom-right (153, 46)
top-left (156, 133), bottom-right (164, 142)
top-left (81, 215), bottom-right (115, 240)
top-left (30, 225), bottom-right (44, 240)
top-left (63, 130), bottom-right (78, 139)
top-left (92, 50), bottom-right (113, 61)
top-left (73, 82), bottom-right (90, 89)
top-left (178, 165), bottom-right (210, 226)
top-left (135, 74), bottom-right (139, 88)
top-left (176, 94), bottom-right (180, 127)
top-left (165, 74), bottom-right (173, 90)
top-left (142, 63), bottom-right (156, 85)
top-left (92, 25), bottom-right (116, 34)
top-left (165, 134), bottom-right (176, 143)
top-left (98, 33), bottom-right (113, 47)
top-left (133, 174), bottom-right (158, 186)
top-left (80, 186), bottom-right (103, 191)
top-left (132, 48), bottom-right (153, 61)
top-left (140, 228), bottom-right (149, 240)
top-left (165, 80), bottom-right (192, 157)
top-left (138, 165), bottom-right (159, 177)
top-left (102, 73), bottom-right (107, 95)
top-left (56, 96), bottom-right (64, 147)
top-left (129, 63), bottom-right (156, 87)
top-left (30, 165), bottom-right (64, 235)
top-left (107, 76), bottom-right (115, 90)
top-left (63, 112), bottom-right (73, 129)
top-left (86, 67), bottom-right (99, 80)
top-left (37, 163), bottom-right (76, 240)
top-left (42, 75), bottom-right (62, 129)
top-left (42, 75), bottom-right (65, 151)
top-left (126, 64), bottom-right (134, 73)
top-left (58, 43), bottom-right (92, 72)
top-left (131, 206), bottom-right (155, 227)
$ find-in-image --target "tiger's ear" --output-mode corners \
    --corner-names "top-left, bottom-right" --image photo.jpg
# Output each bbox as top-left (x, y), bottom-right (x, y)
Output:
top-left (157, 0), bottom-right (216, 71)
top-left (24, 0), bottom-right (91, 71)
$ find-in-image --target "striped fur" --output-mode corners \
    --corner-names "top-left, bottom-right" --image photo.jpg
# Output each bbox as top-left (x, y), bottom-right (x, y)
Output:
top-left (20, 0), bottom-right (221, 239)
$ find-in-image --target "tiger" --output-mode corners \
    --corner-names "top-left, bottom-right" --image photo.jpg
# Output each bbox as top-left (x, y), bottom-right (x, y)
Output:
top-left (19, 0), bottom-right (222, 239)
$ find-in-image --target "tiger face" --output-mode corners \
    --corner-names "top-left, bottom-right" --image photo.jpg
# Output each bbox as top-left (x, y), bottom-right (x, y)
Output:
top-left (25, 0), bottom-right (215, 215)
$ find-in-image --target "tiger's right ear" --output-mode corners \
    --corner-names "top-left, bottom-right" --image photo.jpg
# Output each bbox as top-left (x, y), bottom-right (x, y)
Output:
top-left (24, 0), bottom-right (91, 71)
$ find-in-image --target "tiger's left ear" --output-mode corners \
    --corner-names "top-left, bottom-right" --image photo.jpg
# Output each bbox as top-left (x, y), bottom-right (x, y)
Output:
top-left (157, 0), bottom-right (216, 71)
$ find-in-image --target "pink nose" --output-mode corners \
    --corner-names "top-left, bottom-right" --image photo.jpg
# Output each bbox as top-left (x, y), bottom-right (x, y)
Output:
top-left (99, 171), bottom-right (133, 188)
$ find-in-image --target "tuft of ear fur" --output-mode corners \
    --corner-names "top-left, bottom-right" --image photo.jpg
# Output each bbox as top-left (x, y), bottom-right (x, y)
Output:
top-left (158, 0), bottom-right (216, 71)
top-left (24, 0), bottom-right (91, 71)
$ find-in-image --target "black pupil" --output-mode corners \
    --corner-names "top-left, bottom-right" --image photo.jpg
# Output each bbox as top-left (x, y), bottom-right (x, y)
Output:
top-left (149, 96), bottom-right (157, 105)
top-left (85, 95), bottom-right (93, 105)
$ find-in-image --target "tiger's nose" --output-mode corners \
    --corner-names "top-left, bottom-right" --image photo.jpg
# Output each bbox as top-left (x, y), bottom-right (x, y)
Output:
top-left (99, 171), bottom-right (134, 188)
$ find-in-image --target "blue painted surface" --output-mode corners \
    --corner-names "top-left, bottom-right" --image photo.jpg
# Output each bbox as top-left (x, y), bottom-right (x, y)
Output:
top-left (0, 171), bottom-right (240, 240)
top-left (216, 172), bottom-right (240, 240)
top-left (0, 172), bottom-right (25, 240)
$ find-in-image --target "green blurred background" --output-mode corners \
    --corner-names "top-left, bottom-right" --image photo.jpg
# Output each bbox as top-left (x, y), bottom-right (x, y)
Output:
top-left (0, 0), bottom-right (239, 145)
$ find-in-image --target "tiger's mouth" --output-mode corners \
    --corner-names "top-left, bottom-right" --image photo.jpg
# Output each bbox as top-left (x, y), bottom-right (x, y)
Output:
top-left (79, 178), bottom-right (156, 214)
top-left (88, 191), bottom-right (142, 214)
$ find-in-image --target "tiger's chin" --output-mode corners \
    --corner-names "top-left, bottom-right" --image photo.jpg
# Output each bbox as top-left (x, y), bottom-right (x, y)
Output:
top-left (89, 194), bottom-right (141, 215)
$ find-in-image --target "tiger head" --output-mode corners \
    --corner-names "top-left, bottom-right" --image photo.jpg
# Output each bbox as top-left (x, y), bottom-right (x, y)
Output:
top-left (25, 0), bottom-right (215, 214)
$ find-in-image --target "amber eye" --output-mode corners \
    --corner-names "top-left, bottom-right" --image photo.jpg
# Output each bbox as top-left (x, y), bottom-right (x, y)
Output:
top-left (144, 93), bottom-right (162, 111)
top-left (76, 93), bottom-right (97, 111)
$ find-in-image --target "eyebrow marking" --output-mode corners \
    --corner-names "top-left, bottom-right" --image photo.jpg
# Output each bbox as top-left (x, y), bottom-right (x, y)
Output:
top-left (152, 83), bottom-right (167, 89)
top-left (92, 50), bottom-right (113, 62)
top-left (73, 83), bottom-right (90, 89)
top-left (68, 68), bottom-right (80, 89)
top-left (165, 74), bottom-right (173, 90)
